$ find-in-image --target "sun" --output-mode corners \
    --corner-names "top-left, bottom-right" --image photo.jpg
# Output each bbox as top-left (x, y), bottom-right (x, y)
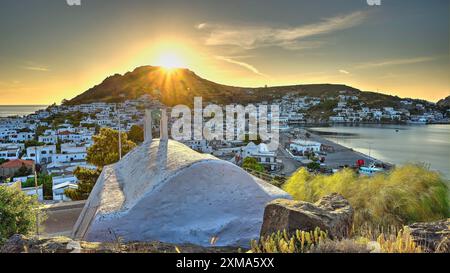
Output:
top-left (156, 52), bottom-right (186, 69)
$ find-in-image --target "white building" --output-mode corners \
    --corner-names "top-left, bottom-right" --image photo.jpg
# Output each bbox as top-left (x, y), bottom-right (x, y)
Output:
top-left (290, 140), bottom-right (322, 153)
top-left (182, 140), bottom-right (213, 154)
top-left (53, 182), bottom-right (78, 201)
top-left (9, 132), bottom-right (35, 143)
top-left (25, 145), bottom-right (57, 164)
top-left (52, 152), bottom-right (87, 164)
top-left (242, 142), bottom-right (278, 171)
top-left (38, 135), bottom-right (58, 144)
top-left (0, 144), bottom-right (22, 160)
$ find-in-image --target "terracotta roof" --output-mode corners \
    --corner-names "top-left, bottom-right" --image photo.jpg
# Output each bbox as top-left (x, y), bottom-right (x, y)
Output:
top-left (0, 159), bottom-right (35, 169)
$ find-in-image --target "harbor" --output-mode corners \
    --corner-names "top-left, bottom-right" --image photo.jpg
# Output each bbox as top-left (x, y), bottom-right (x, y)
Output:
top-left (277, 128), bottom-right (394, 177)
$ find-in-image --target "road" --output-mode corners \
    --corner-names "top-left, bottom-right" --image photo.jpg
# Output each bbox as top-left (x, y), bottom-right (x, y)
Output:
top-left (275, 133), bottom-right (302, 176)
top-left (40, 201), bottom-right (86, 237)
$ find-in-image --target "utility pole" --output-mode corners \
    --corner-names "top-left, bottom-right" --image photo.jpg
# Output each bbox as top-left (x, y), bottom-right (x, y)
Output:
top-left (116, 104), bottom-right (122, 160)
top-left (34, 146), bottom-right (39, 238)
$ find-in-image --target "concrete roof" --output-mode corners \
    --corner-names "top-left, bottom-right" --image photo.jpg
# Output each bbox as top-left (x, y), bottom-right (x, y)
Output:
top-left (72, 139), bottom-right (290, 246)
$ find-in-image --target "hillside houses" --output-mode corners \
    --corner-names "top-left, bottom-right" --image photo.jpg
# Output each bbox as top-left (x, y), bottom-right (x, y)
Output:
top-left (0, 95), bottom-right (159, 201)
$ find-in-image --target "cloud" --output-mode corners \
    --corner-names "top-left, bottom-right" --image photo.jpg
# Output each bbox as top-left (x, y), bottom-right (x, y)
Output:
top-left (197, 23), bottom-right (207, 29)
top-left (20, 61), bottom-right (50, 72)
top-left (356, 56), bottom-right (438, 69)
top-left (339, 69), bottom-right (351, 75)
top-left (200, 11), bottom-right (369, 50)
top-left (215, 56), bottom-right (267, 77)
top-left (22, 66), bottom-right (50, 72)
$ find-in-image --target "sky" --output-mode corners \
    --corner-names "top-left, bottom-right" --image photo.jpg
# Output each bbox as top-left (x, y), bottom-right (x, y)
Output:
top-left (0, 0), bottom-right (448, 105)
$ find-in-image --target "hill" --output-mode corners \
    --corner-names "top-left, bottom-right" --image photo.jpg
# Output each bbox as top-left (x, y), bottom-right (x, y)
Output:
top-left (67, 65), bottom-right (410, 107)
top-left (437, 96), bottom-right (450, 109)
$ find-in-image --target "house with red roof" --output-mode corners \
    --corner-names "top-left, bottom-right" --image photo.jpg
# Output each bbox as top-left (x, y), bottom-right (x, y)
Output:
top-left (0, 159), bottom-right (35, 178)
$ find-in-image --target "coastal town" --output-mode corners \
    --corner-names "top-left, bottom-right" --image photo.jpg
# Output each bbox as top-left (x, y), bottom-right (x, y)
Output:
top-left (1, 91), bottom-right (449, 203)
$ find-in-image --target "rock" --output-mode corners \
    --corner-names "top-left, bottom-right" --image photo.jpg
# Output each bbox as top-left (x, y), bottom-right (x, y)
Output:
top-left (0, 234), bottom-right (75, 253)
top-left (260, 193), bottom-right (353, 239)
top-left (0, 235), bottom-right (243, 253)
top-left (72, 139), bottom-right (291, 247)
top-left (407, 219), bottom-right (449, 253)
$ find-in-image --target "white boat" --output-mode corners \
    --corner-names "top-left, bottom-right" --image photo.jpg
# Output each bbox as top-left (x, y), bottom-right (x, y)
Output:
top-left (359, 164), bottom-right (384, 176)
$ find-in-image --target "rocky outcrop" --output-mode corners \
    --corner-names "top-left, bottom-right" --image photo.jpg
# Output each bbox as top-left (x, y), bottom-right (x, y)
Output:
top-left (260, 193), bottom-right (353, 239)
top-left (0, 234), bottom-right (242, 253)
top-left (407, 219), bottom-right (450, 253)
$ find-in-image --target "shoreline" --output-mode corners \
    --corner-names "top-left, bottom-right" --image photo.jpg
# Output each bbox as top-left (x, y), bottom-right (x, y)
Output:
top-left (280, 129), bottom-right (393, 174)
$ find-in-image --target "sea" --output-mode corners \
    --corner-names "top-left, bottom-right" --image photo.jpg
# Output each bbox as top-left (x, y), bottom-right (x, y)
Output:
top-left (0, 105), bottom-right (48, 118)
top-left (310, 124), bottom-right (450, 179)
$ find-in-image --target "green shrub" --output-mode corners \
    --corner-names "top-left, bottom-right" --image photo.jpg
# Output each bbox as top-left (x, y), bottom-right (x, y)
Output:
top-left (242, 157), bottom-right (264, 172)
top-left (0, 186), bottom-right (42, 243)
top-left (64, 167), bottom-right (101, 201)
top-left (283, 164), bottom-right (449, 228)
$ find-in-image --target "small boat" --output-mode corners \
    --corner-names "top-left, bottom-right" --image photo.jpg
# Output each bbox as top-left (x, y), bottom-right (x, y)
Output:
top-left (359, 163), bottom-right (384, 176)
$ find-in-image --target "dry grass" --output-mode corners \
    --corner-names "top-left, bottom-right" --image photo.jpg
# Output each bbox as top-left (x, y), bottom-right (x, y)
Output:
top-left (283, 164), bottom-right (449, 228)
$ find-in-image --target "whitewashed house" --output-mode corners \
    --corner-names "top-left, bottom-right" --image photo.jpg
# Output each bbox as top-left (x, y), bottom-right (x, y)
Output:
top-left (0, 144), bottom-right (22, 160)
top-left (38, 135), bottom-right (58, 144)
top-left (242, 142), bottom-right (278, 171)
top-left (290, 140), bottom-right (322, 153)
top-left (25, 145), bottom-right (57, 164)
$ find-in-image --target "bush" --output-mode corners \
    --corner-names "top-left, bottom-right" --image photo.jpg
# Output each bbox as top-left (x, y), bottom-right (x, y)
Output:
top-left (64, 167), bottom-right (101, 201)
top-left (242, 157), bottom-right (264, 172)
top-left (0, 186), bottom-right (42, 243)
top-left (21, 175), bottom-right (53, 200)
top-left (251, 228), bottom-right (328, 253)
top-left (376, 229), bottom-right (422, 253)
top-left (283, 164), bottom-right (449, 228)
top-left (251, 228), bottom-right (423, 253)
top-left (128, 125), bottom-right (144, 144)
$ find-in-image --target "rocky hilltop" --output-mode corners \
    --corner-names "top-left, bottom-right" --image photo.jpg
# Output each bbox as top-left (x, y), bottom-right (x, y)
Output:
top-left (437, 96), bottom-right (450, 108)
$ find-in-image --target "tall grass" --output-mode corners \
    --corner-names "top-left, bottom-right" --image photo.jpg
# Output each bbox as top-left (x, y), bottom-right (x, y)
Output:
top-left (283, 164), bottom-right (449, 228)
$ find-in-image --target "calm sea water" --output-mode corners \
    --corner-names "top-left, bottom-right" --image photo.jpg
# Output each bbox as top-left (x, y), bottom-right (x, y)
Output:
top-left (310, 124), bottom-right (450, 179)
top-left (0, 105), bottom-right (48, 117)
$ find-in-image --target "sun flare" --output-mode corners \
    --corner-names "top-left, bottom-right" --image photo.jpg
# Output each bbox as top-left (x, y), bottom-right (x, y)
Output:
top-left (156, 52), bottom-right (186, 69)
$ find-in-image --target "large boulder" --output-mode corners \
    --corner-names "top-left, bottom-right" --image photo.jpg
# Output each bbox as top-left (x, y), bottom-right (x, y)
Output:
top-left (260, 193), bottom-right (353, 239)
top-left (72, 139), bottom-right (290, 247)
top-left (407, 219), bottom-right (449, 253)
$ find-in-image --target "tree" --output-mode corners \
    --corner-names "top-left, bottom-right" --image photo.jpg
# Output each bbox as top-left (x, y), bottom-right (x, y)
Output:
top-left (128, 125), bottom-right (144, 144)
top-left (13, 164), bottom-right (32, 178)
top-left (64, 167), bottom-right (102, 201)
top-left (0, 186), bottom-right (42, 242)
top-left (0, 159), bottom-right (9, 165)
top-left (35, 126), bottom-right (49, 139)
top-left (306, 162), bottom-right (321, 171)
top-left (24, 140), bottom-right (44, 149)
top-left (242, 157), bottom-right (265, 172)
top-left (86, 128), bottom-right (137, 168)
top-left (21, 175), bottom-right (53, 200)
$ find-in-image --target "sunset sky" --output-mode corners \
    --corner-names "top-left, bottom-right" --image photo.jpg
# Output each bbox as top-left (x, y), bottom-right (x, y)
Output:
top-left (0, 0), bottom-right (448, 105)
